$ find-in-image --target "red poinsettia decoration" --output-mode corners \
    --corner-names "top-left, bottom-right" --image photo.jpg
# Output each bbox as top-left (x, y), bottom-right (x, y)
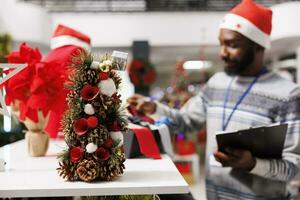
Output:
top-left (2, 43), bottom-right (69, 123)
top-left (80, 85), bottom-right (100, 101)
top-left (128, 59), bottom-right (156, 87)
top-left (70, 146), bottom-right (84, 163)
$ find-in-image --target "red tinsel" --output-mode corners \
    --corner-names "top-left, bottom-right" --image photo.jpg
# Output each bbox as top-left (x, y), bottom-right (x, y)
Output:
top-left (128, 59), bottom-right (156, 87)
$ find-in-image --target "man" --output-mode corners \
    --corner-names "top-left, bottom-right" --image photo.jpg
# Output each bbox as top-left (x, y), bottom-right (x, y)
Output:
top-left (43, 24), bottom-right (91, 139)
top-left (128, 0), bottom-right (300, 199)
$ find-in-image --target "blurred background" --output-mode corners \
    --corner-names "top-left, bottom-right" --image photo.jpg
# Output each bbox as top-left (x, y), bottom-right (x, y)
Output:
top-left (1, 0), bottom-right (300, 199)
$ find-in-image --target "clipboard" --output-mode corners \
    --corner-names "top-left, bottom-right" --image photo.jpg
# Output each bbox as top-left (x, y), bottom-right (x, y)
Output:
top-left (216, 124), bottom-right (288, 159)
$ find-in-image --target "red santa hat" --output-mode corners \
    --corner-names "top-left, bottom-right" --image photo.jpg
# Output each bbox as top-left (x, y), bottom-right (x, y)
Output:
top-left (51, 24), bottom-right (91, 50)
top-left (219, 0), bottom-right (272, 49)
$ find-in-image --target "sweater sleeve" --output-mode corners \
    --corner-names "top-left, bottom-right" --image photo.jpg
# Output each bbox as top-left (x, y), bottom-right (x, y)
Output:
top-left (250, 88), bottom-right (300, 181)
top-left (151, 90), bottom-right (208, 134)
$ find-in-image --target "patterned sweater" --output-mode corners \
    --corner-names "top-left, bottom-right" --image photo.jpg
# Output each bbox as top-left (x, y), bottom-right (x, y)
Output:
top-left (153, 71), bottom-right (300, 199)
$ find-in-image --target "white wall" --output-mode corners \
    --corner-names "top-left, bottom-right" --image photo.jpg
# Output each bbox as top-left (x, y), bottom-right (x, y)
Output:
top-left (51, 12), bottom-right (225, 47)
top-left (271, 2), bottom-right (300, 40)
top-left (0, 0), bottom-right (51, 44)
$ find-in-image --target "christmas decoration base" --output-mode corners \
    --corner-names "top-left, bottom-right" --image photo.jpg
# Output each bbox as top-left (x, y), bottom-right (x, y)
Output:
top-left (25, 131), bottom-right (49, 157)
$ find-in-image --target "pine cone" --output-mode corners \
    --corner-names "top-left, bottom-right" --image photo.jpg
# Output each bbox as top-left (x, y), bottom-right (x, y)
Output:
top-left (100, 95), bottom-right (114, 110)
top-left (87, 125), bottom-right (109, 146)
top-left (110, 70), bottom-right (122, 89)
top-left (57, 161), bottom-right (78, 181)
top-left (86, 69), bottom-right (99, 85)
top-left (76, 159), bottom-right (99, 182)
top-left (98, 151), bottom-right (126, 181)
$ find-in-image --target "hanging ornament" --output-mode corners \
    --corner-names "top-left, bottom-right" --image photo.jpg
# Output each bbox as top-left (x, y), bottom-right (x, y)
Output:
top-left (84, 104), bottom-right (95, 115)
top-left (86, 143), bottom-right (98, 153)
top-left (90, 61), bottom-right (100, 70)
top-left (80, 85), bottom-right (100, 101)
top-left (70, 146), bottom-right (84, 163)
top-left (73, 118), bottom-right (88, 136)
top-left (87, 116), bottom-right (98, 128)
top-left (109, 131), bottom-right (123, 147)
top-left (98, 78), bottom-right (116, 97)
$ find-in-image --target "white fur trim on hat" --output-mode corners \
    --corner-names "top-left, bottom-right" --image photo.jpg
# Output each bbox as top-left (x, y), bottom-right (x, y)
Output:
top-left (219, 13), bottom-right (270, 49)
top-left (51, 35), bottom-right (91, 50)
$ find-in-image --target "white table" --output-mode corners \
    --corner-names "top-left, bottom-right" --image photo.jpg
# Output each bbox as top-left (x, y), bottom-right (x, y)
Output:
top-left (0, 140), bottom-right (189, 198)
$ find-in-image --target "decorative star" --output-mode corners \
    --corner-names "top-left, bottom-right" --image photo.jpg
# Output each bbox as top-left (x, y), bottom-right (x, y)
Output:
top-left (0, 63), bottom-right (27, 117)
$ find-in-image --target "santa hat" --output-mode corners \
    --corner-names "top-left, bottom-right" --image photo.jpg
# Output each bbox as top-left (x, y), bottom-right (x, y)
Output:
top-left (219, 0), bottom-right (272, 49)
top-left (51, 24), bottom-right (91, 50)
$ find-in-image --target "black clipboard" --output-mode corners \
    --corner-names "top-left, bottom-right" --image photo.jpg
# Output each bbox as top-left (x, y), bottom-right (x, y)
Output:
top-left (216, 124), bottom-right (288, 159)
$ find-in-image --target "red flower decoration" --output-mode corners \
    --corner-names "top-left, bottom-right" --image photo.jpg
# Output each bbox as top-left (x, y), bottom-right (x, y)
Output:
top-left (128, 59), bottom-right (156, 87)
top-left (70, 146), bottom-right (84, 163)
top-left (2, 43), bottom-right (69, 126)
top-left (80, 85), bottom-right (100, 101)
top-left (95, 147), bottom-right (110, 160)
top-left (73, 118), bottom-right (88, 136)
top-left (87, 116), bottom-right (98, 128)
top-left (103, 137), bottom-right (113, 149)
top-left (99, 72), bottom-right (109, 80)
top-left (108, 121), bottom-right (121, 132)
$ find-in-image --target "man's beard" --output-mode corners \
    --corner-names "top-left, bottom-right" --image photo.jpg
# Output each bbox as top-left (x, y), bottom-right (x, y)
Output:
top-left (224, 47), bottom-right (254, 76)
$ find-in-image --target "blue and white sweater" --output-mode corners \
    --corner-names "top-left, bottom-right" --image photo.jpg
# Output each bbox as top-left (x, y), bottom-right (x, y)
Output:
top-left (153, 71), bottom-right (300, 199)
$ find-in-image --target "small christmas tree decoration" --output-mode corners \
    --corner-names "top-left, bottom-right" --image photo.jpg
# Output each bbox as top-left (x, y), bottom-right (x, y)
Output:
top-left (58, 50), bottom-right (128, 182)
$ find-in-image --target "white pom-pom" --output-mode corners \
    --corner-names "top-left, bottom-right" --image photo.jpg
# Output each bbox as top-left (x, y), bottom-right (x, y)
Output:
top-left (86, 143), bottom-right (98, 153)
top-left (109, 131), bottom-right (123, 147)
top-left (84, 104), bottom-right (95, 115)
top-left (98, 78), bottom-right (117, 97)
top-left (90, 61), bottom-right (100, 69)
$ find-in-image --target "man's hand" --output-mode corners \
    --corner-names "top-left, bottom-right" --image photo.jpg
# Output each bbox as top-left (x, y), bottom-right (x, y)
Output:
top-left (127, 94), bottom-right (156, 115)
top-left (214, 148), bottom-right (256, 171)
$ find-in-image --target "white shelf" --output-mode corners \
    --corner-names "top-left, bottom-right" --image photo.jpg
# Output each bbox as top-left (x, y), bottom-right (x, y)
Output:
top-left (0, 140), bottom-right (189, 198)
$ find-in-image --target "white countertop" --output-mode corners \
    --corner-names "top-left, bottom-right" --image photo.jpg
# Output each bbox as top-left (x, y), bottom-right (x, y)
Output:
top-left (0, 139), bottom-right (188, 198)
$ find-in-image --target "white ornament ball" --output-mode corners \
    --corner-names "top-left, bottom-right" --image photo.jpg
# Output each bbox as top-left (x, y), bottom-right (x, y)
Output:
top-left (90, 61), bottom-right (100, 69)
top-left (86, 143), bottom-right (98, 153)
top-left (109, 131), bottom-right (123, 147)
top-left (84, 104), bottom-right (95, 115)
top-left (98, 78), bottom-right (117, 97)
